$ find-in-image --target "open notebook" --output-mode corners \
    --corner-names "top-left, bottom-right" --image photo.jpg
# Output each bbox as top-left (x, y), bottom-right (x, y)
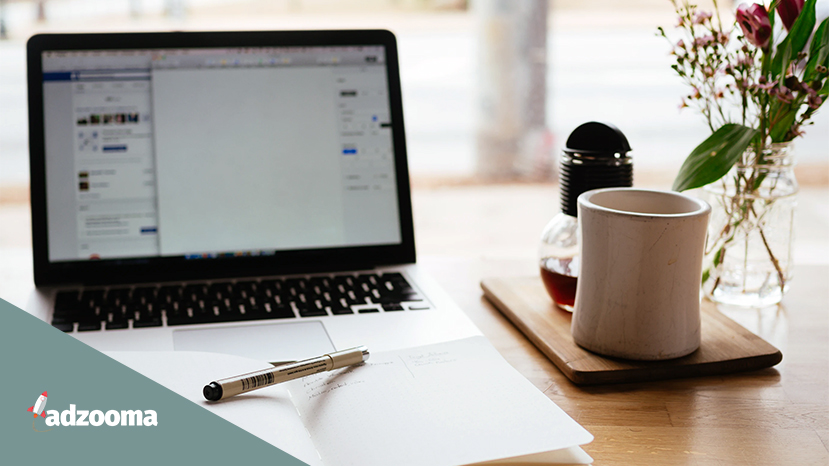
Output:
top-left (109, 337), bottom-right (594, 465)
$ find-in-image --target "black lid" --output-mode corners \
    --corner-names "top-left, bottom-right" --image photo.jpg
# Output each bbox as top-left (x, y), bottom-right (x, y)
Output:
top-left (560, 122), bottom-right (633, 216)
top-left (564, 121), bottom-right (631, 156)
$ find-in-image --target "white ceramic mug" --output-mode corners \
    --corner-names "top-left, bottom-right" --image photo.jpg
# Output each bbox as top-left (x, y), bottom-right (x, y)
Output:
top-left (571, 188), bottom-right (711, 360)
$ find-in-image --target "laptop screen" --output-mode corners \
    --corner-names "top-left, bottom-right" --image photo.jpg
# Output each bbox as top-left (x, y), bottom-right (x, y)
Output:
top-left (40, 45), bottom-right (402, 264)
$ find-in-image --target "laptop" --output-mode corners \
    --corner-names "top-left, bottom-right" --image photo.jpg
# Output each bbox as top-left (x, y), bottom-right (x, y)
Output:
top-left (24, 30), bottom-right (481, 362)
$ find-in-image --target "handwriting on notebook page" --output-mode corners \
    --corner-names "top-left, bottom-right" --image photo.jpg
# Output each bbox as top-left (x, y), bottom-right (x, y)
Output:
top-left (300, 360), bottom-right (397, 401)
top-left (405, 351), bottom-right (457, 367)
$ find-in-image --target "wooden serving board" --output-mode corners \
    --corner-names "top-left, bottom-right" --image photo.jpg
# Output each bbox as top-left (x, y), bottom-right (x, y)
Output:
top-left (481, 276), bottom-right (782, 385)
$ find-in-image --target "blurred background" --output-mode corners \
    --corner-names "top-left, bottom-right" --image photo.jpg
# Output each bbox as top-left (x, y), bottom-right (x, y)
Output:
top-left (1, 0), bottom-right (826, 194)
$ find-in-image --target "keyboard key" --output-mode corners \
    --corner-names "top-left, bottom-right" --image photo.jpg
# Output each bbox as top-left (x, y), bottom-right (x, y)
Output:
top-left (188, 304), bottom-right (216, 325)
top-left (105, 318), bottom-right (128, 330)
top-left (309, 276), bottom-right (332, 290)
top-left (108, 287), bottom-right (132, 305)
top-left (133, 317), bottom-right (162, 328)
top-left (344, 290), bottom-right (363, 305)
top-left (132, 286), bottom-right (157, 305)
top-left (260, 279), bottom-right (285, 293)
top-left (183, 284), bottom-right (208, 302)
top-left (133, 305), bottom-right (162, 327)
top-left (329, 298), bottom-right (353, 315)
top-left (398, 290), bottom-right (424, 301)
top-left (75, 307), bottom-right (102, 324)
top-left (77, 321), bottom-right (102, 331)
top-left (299, 307), bottom-right (327, 317)
top-left (285, 278), bottom-right (308, 292)
top-left (52, 322), bottom-right (74, 332)
top-left (80, 289), bottom-right (105, 309)
top-left (50, 315), bottom-right (74, 325)
top-left (262, 301), bottom-right (295, 319)
top-left (352, 302), bottom-right (382, 313)
top-left (356, 273), bottom-right (380, 285)
top-left (236, 280), bottom-right (259, 295)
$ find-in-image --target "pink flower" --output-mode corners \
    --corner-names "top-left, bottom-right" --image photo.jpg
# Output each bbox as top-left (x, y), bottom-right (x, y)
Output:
top-left (803, 81), bottom-right (825, 109)
top-left (756, 79), bottom-right (777, 91)
top-left (694, 34), bottom-right (715, 47)
top-left (736, 3), bottom-right (772, 50)
top-left (694, 11), bottom-right (713, 24)
top-left (777, 0), bottom-right (805, 32)
top-left (776, 87), bottom-right (795, 103)
top-left (738, 54), bottom-right (755, 66)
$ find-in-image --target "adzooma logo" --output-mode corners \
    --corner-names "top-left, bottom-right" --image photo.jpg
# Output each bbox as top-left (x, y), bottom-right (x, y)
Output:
top-left (26, 390), bottom-right (157, 429)
top-left (43, 405), bottom-right (158, 427)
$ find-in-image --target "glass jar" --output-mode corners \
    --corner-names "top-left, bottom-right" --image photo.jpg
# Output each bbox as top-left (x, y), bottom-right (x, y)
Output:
top-left (539, 213), bottom-right (579, 311)
top-left (701, 143), bottom-right (798, 307)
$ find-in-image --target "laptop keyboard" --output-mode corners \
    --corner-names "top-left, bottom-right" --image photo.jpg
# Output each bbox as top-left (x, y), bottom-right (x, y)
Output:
top-left (51, 272), bottom-right (430, 332)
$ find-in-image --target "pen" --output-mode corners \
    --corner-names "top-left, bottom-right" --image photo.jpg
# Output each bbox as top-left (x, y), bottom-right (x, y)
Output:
top-left (203, 346), bottom-right (370, 401)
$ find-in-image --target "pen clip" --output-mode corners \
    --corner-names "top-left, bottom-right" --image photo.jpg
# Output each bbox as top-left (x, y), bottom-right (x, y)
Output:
top-left (268, 360), bottom-right (297, 367)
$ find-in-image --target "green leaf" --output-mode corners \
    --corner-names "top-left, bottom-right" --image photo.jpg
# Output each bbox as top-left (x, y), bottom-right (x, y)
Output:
top-left (713, 248), bottom-right (724, 266)
top-left (772, 0), bottom-right (817, 77)
top-left (672, 124), bottom-right (759, 192)
top-left (770, 105), bottom-right (799, 142)
top-left (777, 42), bottom-right (793, 85)
top-left (804, 18), bottom-right (829, 79)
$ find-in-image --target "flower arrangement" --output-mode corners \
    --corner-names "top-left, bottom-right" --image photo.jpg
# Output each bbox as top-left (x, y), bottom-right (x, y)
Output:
top-left (659, 0), bottom-right (828, 305)
top-left (660, 0), bottom-right (827, 189)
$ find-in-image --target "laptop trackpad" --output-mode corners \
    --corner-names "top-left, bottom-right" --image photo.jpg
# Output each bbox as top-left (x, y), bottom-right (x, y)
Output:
top-left (172, 321), bottom-right (335, 362)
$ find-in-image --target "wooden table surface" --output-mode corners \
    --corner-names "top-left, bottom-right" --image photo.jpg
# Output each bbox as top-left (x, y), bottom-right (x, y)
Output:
top-left (420, 257), bottom-right (829, 466)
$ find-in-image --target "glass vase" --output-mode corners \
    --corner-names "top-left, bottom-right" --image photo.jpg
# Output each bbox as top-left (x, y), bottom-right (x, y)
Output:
top-left (701, 143), bottom-right (798, 308)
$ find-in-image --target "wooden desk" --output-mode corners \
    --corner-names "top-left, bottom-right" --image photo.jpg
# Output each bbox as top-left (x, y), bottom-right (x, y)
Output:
top-left (420, 257), bottom-right (829, 465)
top-left (1, 185), bottom-right (827, 464)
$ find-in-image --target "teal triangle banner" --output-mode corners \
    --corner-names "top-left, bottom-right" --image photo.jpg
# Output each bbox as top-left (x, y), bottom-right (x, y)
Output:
top-left (0, 298), bottom-right (308, 465)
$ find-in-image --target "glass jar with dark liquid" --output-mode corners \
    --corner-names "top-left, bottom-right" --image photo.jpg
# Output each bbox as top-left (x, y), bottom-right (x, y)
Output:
top-left (539, 213), bottom-right (579, 310)
top-left (539, 122), bottom-right (632, 311)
